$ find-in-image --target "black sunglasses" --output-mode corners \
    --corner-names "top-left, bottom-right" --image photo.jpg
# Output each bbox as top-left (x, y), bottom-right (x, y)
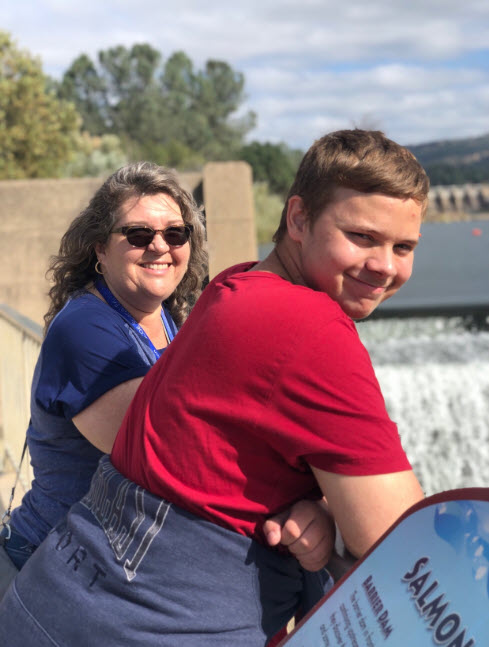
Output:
top-left (112, 224), bottom-right (193, 248)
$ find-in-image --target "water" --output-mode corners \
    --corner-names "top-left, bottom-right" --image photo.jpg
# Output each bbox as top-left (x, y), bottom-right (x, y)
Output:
top-left (356, 317), bottom-right (489, 496)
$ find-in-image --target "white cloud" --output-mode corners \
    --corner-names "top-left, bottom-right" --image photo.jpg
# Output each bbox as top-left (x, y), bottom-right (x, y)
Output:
top-left (2, 0), bottom-right (489, 148)
top-left (243, 60), bottom-right (489, 146)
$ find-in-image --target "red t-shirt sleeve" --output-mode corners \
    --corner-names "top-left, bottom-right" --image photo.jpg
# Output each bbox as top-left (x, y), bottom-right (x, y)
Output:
top-left (258, 315), bottom-right (410, 476)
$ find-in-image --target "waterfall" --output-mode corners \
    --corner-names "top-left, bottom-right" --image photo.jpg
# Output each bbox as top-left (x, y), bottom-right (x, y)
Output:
top-left (357, 317), bottom-right (489, 496)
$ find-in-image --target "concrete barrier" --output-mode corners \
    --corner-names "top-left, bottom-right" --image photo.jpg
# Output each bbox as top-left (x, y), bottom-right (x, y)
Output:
top-left (203, 162), bottom-right (257, 278)
top-left (427, 183), bottom-right (489, 221)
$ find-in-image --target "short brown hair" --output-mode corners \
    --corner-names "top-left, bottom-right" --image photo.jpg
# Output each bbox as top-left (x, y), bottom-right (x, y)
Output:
top-left (273, 129), bottom-right (430, 243)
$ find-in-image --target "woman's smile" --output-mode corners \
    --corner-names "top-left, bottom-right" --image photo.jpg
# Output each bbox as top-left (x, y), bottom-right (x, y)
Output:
top-left (96, 193), bottom-right (190, 318)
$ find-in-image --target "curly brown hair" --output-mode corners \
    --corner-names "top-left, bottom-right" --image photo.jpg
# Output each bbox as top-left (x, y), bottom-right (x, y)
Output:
top-left (273, 129), bottom-right (430, 243)
top-left (44, 162), bottom-right (208, 332)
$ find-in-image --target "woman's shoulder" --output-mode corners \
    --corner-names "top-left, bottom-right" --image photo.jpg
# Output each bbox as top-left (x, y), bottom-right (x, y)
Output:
top-left (49, 292), bottom-right (118, 329)
top-left (44, 292), bottom-right (128, 351)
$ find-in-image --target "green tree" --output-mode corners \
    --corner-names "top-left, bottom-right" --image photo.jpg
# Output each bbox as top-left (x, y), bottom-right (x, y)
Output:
top-left (58, 45), bottom-right (255, 166)
top-left (239, 141), bottom-right (302, 196)
top-left (253, 182), bottom-right (284, 244)
top-left (61, 132), bottom-right (128, 177)
top-left (0, 31), bottom-right (80, 179)
top-left (57, 54), bottom-right (108, 135)
top-left (192, 59), bottom-right (256, 158)
top-left (58, 44), bottom-right (164, 141)
top-left (424, 162), bottom-right (489, 186)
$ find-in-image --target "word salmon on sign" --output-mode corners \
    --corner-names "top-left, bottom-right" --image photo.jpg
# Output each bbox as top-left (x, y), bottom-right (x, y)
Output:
top-left (279, 489), bottom-right (489, 646)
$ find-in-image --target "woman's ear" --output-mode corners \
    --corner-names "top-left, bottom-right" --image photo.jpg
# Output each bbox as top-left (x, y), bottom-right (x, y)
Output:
top-left (95, 241), bottom-right (105, 262)
top-left (286, 195), bottom-right (308, 243)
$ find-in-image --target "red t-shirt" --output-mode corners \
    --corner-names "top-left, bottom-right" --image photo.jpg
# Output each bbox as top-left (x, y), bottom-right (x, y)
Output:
top-left (112, 263), bottom-right (410, 542)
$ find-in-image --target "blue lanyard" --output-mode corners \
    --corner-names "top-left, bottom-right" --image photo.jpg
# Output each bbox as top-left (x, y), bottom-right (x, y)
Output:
top-left (95, 280), bottom-right (175, 360)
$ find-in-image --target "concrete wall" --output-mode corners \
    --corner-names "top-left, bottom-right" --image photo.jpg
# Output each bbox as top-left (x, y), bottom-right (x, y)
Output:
top-left (203, 162), bottom-right (257, 278)
top-left (426, 183), bottom-right (489, 221)
top-left (0, 163), bottom-right (257, 326)
top-left (0, 177), bottom-right (101, 326)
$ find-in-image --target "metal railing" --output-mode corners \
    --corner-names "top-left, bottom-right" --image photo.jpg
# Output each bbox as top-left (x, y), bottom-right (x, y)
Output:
top-left (0, 304), bottom-right (42, 490)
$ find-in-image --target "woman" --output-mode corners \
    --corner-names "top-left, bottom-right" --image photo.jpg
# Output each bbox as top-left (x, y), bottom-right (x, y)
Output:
top-left (0, 162), bottom-right (334, 589)
top-left (0, 162), bottom-right (206, 572)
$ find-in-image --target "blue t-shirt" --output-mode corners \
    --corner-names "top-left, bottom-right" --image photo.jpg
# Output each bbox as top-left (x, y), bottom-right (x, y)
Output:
top-left (11, 292), bottom-right (176, 546)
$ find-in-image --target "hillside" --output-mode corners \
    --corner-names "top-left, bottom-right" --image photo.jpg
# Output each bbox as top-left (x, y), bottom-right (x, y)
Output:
top-left (408, 133), bottom-right (489, 185)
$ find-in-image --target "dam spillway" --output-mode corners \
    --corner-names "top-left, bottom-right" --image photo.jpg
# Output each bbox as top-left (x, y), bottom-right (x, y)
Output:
top-left (358, 317), bottom-right (489, 495)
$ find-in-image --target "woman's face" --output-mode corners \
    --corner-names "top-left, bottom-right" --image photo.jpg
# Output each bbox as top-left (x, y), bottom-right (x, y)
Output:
top-left (96, 193), bottom-right (191, 315)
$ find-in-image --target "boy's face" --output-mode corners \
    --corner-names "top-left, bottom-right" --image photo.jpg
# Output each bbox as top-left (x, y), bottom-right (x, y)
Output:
top-left (289, 187), bottom-right (422, 320)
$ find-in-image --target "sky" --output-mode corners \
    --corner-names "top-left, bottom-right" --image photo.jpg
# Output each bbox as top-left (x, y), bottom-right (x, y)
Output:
top-left (3, 0), bottom-right (489, 151)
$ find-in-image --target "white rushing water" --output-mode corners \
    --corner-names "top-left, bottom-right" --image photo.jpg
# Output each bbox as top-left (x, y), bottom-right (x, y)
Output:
top-left (356, 317), bottom-right (489, 496)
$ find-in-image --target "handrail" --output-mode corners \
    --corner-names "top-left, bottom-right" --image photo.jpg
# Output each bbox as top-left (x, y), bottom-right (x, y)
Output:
top-left (0, 304), bottom-right (43, 344)
top-left (0, 304), bottom-right (42, 491)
